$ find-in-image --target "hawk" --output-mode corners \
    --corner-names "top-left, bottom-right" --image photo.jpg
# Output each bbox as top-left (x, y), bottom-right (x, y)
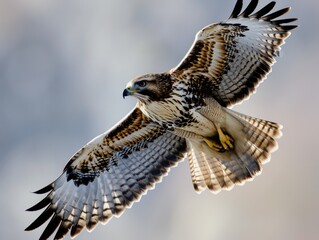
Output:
top-left (26, 0), bottom-right (297, 239)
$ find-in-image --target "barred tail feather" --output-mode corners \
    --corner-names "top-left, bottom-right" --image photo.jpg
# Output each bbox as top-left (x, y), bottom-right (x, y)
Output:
top-left (228, 109), bottom-right (282, 141)
top-left (226, 109), bottom-right (282, 164)
top-left (187, 109), bottom-right (282, 193)
top-left (187, 141), bottom-right (245, 193)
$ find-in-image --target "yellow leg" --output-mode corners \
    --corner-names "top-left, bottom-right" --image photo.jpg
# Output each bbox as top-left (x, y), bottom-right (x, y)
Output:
top-left (217, 127), bottom-right (234, 150)
top-left (204, 127), bottom-right (234, 152)
top-left (203, 138), bottom-right (224, 152)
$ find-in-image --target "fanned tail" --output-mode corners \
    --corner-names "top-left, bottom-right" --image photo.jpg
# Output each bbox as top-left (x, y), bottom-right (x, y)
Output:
top-left (187, 108), bottom-right (282, 193)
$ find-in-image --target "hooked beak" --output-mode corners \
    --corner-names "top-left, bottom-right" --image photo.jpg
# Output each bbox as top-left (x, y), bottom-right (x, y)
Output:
top-left (123, 82), bottom-right (138, 99)
top-left (122, 88), bottom-right (133, 99)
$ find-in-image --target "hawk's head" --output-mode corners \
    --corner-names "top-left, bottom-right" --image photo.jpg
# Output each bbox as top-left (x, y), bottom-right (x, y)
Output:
top-left (123, 73), bottom-right (172, 103)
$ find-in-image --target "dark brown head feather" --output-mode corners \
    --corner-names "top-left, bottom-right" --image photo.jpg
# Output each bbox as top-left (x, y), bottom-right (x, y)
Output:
top-left (130, 73), bottom-right (172, 102)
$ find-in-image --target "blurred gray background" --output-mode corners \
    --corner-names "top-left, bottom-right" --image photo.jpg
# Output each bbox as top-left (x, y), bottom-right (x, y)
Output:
top-left (1, 0), bottom-right (317, 239)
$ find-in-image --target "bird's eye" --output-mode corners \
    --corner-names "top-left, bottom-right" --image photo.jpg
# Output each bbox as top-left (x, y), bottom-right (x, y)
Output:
top-left (136, 80), bottom-right (147, 88)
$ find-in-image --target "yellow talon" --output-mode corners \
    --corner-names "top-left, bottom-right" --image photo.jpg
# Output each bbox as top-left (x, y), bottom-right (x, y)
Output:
top-left (217, 127), bottom-right (234, 150)
top-left (203, 138), bottom-right (224, 152)
top-left (204, 127), bottom-right (234, 152)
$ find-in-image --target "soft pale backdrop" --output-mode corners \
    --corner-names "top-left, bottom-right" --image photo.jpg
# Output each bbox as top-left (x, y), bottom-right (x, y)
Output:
top-left (1, 0), bottom-right (317, 239)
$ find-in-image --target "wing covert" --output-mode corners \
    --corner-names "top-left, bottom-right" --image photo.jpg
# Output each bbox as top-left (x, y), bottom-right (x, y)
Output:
top-left (26, 107), bottom-right (187, 239)
top-left (171, 0), bottom-right (297, 107)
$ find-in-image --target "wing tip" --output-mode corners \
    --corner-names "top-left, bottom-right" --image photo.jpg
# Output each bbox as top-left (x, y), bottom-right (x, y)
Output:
top-left (238, 0), bottom-right (259, 18)
top-left (33, 183), bottom-right (54, 194)
top-left (250, 1), bottom-right (276, 19)
top-left (26, 196), bottom-right (51, 212)
top-left (261, 7), bottom-right (291, 21)
top-left (25, 207), bottom-right (55, 232)
top-left (229, 0), bottom-right (298, 31)
top-left (38, 215), bottom-right (62, 240)
top-left (26, 184), bottom-right (53, 212)
top-left (229, 0), bottom-right (243, 19)
top-left (281, 24), bottom-right (298, 31)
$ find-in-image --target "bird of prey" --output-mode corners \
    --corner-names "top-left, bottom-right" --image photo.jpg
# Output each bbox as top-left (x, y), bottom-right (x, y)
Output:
top-left (26, 0), bottom-right (297, 239)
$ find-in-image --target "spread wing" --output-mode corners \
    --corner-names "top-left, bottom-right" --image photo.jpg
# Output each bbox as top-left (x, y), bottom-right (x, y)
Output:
top-left (170, 0), bottom-right (297, 107)
top-left (25, 107), bottom-right (187, 240)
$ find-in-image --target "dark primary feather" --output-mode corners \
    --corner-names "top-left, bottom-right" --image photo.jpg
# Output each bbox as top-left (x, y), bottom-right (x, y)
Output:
top-left (272, 18), bottom-right (298, 25)
top-left (25, 207), bottom-right (55, 231)
top-left (229, 0), bottom-right (243, 19)
top-left (26, 196), bottom-right (52, 212)
top-left (40, 215), bottom-right (61, 240)
top-left (250, 1), bottom-right (275, 18)
top-left (228, 0), bottom-right (298, 31)
top-left (33, 184), bottom-right (53, 194)
top-left (262, 7), bottom-right (291, 21)
top-left (238, 0), bottom-right (258, 17)
top-left (26, 108), bottom-right (187, 239)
